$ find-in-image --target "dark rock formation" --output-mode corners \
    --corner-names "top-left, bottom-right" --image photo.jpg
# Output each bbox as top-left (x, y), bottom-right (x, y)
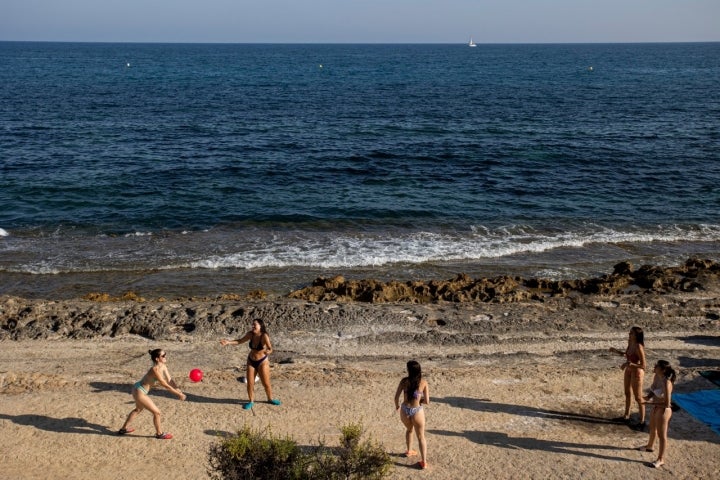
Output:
top-left (288, 258), bottom-right (720, 303)
top-left (1, 258), bottom-right (719, 341)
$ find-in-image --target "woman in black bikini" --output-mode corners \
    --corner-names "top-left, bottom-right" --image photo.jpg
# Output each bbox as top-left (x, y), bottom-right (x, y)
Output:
top-left (609, 326), bottom-right (646, 429)
top-left (220, 319), bottom-right (281, 410)
top-left (394, 360), bottom-right (430, 469)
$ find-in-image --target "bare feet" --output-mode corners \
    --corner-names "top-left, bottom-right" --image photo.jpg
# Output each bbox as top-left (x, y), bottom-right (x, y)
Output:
top-left (404, 450), bottom-right (418, 457)
top-left (635, 445), bottom-right (653, 452)
top-left (651, 460), bottom-right (665, 469)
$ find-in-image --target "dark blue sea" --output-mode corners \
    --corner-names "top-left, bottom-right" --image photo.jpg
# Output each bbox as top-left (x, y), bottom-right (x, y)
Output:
top-left (1, 42), bottom-right (719, 299)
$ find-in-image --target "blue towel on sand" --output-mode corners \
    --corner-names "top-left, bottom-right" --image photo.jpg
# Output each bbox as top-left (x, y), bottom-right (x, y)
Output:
top-left (673, 390), bottom-right (720, 436)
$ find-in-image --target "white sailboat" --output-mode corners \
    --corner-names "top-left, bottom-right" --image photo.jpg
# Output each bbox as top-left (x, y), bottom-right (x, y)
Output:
top-left (468, 37), bottom-right (477, 47)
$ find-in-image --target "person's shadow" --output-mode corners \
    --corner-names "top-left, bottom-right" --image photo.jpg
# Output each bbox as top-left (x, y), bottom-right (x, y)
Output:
top-left (428, 428), bottom-right (641, 464)
top-left (90, 381), bottom-right (240, 405)
top-left (680, 335), bottom-right (720, 347)
top-left (434, 396), bottom-right (620, 425)
top-left (0, 413), bottom-right (114, 436)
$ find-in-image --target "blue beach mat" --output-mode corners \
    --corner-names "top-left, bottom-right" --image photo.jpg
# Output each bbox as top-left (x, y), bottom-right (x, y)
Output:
top-left (673, 390), bottom-right (720, 436)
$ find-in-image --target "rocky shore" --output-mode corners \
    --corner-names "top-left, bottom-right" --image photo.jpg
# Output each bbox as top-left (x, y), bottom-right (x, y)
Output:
top-left (2, 258), bottom-right (719, 342)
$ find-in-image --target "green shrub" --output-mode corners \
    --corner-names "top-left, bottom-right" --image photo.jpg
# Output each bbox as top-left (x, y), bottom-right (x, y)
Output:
top-left (207, 426), bottom-right (307, 480)
top-left (310, 422), bottom-right (392, 480)
top-left (208, 423), bottom-right (391, 480)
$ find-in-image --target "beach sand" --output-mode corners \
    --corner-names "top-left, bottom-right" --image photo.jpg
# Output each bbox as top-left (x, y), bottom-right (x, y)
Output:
top-left (1, 289), bottom-right (719, 479)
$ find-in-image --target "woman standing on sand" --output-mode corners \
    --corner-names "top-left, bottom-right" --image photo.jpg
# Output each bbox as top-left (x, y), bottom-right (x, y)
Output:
top-left (638, 361), bottom-right (676, 469)
top-left (610, 326), bottom-right (646, 429)
top-left (118, 348), bottom-right (186, 439)
top-left (220, 319), bottom-right (281, 410)
top-left (394, 360), bottom-right (430, 470)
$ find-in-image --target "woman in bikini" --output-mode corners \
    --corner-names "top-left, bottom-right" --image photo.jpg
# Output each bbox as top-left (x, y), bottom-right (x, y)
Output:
top-left (220, 319), bottom-right (281, 410)
top-left (118, 348), bottom-right (186, 439)
top-left (394, 360), bottom-right (430, 469)
top-left (609, 326), bottom-right (646, 429)
top-left (638, 361), bottom-right (676, 469)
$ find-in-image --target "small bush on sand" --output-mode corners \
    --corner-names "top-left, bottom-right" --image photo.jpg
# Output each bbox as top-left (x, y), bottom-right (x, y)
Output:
top-left (208, 423), bottom-right (391, 480)
top-left (309, 422), bottom-right (392, 480)
top-left (208, 426), bottom-right (306, 480)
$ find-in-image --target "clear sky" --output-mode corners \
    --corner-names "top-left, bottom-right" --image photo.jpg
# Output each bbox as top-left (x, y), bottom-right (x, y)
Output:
top-left (2, 0), bottom-right (719, 44)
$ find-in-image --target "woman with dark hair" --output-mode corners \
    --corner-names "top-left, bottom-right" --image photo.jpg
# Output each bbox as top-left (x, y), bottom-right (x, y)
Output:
top-left (220, 319), bottom-right (281, 410)
top-left (610, 326), bottom-right (646, 429)
top-left (118, 348), bottom-right (186, 439)
top-left (638, 361), bottom-right (676, 468)
top-left (394, 360), bottom-right (430, 469)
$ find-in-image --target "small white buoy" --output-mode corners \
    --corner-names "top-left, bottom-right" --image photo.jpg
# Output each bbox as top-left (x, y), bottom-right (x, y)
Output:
top-left (319, 64), bottom-right (323, 69)
top-left (588, 66), bottom-right (593, 71)
top-left (126, 62), bottom-right (131, 68)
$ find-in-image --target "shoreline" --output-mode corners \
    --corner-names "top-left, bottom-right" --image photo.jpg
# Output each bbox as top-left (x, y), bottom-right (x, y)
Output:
top-left (2, 258), bottom-right (720, 342)
top-left (3, 248), bottom-right (720, 301)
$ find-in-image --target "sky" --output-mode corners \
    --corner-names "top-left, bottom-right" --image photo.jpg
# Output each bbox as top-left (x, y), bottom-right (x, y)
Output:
top-left (2, 0), bottom-right (719, 44)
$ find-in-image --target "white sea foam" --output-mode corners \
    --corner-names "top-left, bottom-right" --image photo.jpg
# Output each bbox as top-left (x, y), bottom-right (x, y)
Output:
top-left (5, 223), bottom-right (720, 275)
top-left (16, 263), bottom-right (61, 275)
top-left (188, 224), bottom-right (720, 270)
top-left (0, 228), bottom-right (8, 237)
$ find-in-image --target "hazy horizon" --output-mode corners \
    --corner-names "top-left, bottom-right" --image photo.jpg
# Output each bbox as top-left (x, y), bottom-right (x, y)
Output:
top-left (2, 1), bottom-right (719, 44)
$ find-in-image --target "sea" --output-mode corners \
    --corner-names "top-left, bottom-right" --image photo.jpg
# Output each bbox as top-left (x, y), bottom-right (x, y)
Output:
top-left (1, 42), bottom-right (719, 299)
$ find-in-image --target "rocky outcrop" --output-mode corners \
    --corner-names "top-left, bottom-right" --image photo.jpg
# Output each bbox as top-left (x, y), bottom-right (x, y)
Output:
top-left (1, 258), bottom-right (719, 341)
top-left (288, 258), bottom-right (720, 303)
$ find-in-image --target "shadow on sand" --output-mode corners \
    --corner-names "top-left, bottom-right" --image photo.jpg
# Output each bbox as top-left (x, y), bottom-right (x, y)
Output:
top-left (434, 396), bottom-right (620, 425)
top-left (676, 356), bottom-right (720, 369)
top-left (679, 334), bottom-right (720, 347)
top-left (0, 413), bottom-right (115, 436)
top-left (90, 381), bottom-right (239, 405)
top-left (428, 428), bottom-right (641, 464)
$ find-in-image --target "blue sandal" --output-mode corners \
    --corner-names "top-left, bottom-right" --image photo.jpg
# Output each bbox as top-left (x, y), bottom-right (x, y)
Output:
top-left (243, 401), bottom-right (255, 410)
top-left (268, 399), bottom-right (281, 406)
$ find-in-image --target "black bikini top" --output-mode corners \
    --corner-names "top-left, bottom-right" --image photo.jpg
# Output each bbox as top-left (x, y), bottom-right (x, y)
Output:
top-left (249, 336), bottom-right (264, 351)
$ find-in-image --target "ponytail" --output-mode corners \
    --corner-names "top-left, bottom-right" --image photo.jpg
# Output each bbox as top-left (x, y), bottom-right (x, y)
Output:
top-left (663, 365), bottom-right (677, 384)
top-left (149, 349), bottom-right (163, 362)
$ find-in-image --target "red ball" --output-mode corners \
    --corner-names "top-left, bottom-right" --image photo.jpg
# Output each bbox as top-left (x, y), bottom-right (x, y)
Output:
top-left (189, 368), bottom-right (203, 382)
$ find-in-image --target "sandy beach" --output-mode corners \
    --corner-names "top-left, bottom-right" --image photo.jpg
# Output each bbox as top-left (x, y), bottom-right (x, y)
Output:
top-left (2, 279), bottom-right (720, 479)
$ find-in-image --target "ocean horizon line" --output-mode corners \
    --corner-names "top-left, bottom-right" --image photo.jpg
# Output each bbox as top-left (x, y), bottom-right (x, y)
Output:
top-left (2, 40), bottom-right (719, 46)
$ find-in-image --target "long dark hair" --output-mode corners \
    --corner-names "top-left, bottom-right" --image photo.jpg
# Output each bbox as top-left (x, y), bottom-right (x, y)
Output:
top-left (148, 349), bottom-right (164, 362)
top-left (663, 364), bottom-right (677, 384)
top-left (630, 326), bottom-right (644, 346)
top-left (655, 359), bottom-right (670, 371)
top-left (405, 360), bottom-right (422, 399)
top-left (253, 319), bottom-right (268, 334)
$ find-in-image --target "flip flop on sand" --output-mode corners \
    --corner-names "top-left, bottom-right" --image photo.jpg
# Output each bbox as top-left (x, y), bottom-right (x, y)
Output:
top-left (404, 450), bottom-right (418, 457)
top-left (155, 432), bottom-right (173, 440)
top-left (418, 461), bottom-right (428, 469)
top-left (268, 399), bottom-right (281, 406)
top-left (635, 446), bottom-right (653, 452)
top-left (117, 428), bottom-right (135, 435)
top-left (243, 401), bottom-right (255, 410)
top-left (651, 460), bottom-right (665, 469)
